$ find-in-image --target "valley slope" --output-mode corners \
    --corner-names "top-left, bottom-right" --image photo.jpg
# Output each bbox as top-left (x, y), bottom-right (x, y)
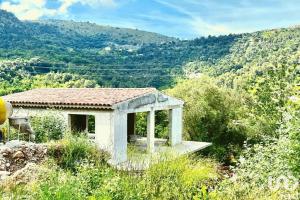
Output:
top-left (0, 9), bottom-right (299, 89)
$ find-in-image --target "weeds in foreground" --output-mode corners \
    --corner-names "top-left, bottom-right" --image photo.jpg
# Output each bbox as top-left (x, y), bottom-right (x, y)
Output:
top-left (1, 134), bottom-right (220, 200)
top-left (47, 133), bottom-right (109, 171)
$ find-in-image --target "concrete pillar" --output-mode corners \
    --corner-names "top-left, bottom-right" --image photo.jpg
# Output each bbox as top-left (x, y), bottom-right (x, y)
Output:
top-left (67, 114), bottom-right (72, 132)
top-left (169, 107), bottom-right (183, 146)
top-left (127, 113), bottom-right (136, 142)
top-left (147, 108), bottom-right (155, 153)
top-left (94, 112), bottom-right (113, 152)
top-left (111, 111), bottom-right (127, 164)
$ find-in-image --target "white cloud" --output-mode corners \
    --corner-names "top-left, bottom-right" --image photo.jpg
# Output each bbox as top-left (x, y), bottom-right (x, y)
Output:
top-left (190, 17), bottom-right (232, 36)
top-left (0, 0), bottom-right (58, 20)
top-left (154, 0), bottom-right (236, 36)
top-left (58, 0), bottom-right (117, 14)
top-left (0, 0), bottom-right (117, 20)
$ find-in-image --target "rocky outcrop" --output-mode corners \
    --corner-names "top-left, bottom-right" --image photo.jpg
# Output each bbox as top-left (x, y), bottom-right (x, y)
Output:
top-left (0, 140), bottom-right (47, 181)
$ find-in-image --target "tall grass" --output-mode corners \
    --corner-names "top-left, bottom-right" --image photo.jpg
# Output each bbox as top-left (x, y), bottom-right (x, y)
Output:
top-left (1, 141), bottom-right (219, 200)
top-left (47, 133), bottom-right (109, 171)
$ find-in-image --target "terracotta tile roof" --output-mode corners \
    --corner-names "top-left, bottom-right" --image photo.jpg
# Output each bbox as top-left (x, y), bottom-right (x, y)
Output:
top-left (3, 88), bottom-right (156, 109)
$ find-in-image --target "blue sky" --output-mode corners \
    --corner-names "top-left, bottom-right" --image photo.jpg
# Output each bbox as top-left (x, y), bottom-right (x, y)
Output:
top-left (1, 0), bottom-right (300, 38)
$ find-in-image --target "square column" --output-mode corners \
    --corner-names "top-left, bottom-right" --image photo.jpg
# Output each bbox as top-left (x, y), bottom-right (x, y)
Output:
top-left (111, 111), bottom-right (128, 164)
top-left (169, 107), bottom-right (183, 146)
top-left (147, 108), bottom-right (155, 153)
top-left (94, 112), bottom-right (113, 152)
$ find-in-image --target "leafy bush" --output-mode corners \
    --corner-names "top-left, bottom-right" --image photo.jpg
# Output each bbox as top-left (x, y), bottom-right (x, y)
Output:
top-left (289, 111), bottom-right (300, 174)
top-left (35, 167), bottom-right (87, 200)
top-left (31, 72), bottom-right (98, 89)
top-left (167, 76), bottom-right (257, 161)
top-left (33, 162), bottom-right (116, 200)
top-left (47, 134), bottom-right (109, 171)
top-left (213, 136), bottom-right (299, 200)
top-left (30, 111), bottom-right (66, 143)
top-left (135, 112), bottom-right (147, 137)
top-left (136, 110), bottom-right (169, 139)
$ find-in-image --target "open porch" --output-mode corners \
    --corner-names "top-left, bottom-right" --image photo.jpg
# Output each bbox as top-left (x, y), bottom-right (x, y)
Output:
top-left (115, 137), bottom-right (211, 171)
top-left (65, 91), bottom-right (212, 165)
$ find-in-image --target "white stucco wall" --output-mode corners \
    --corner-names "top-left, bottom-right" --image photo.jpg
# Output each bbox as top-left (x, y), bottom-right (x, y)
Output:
top-left (94, 111), bottom-right (113, 152)
top-left (169, 107), bottom-right (183, 146)
top-left (11, 108), bottom-right (119, 160)
top-left (110, 110), bottom-right (128, 164)
top-left (9, 91), bottom-right (184, 165)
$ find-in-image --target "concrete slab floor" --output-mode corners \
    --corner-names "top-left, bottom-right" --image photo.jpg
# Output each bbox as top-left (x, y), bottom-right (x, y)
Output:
top-left (113, 137), bottom-right (212, 171)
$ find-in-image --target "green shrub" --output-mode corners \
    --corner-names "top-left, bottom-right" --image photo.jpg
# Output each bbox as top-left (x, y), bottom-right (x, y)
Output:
top-left (33, 162), bottom-right (116, 200)
top-left (136, 110), bottom-right (169, 139)
top-left (47, 134), bottom-right (109, 171)
top-left (30, 111), bottom-right (66, 143)
top-left (35, 167), bottom-right (87, 200)
top-left (76, 162), bottom-right (117, 197)
top-left (213, 136), bottom-right (299, 200)
top-left (289, 110), bottom-right (300, 174)
top-left (167, 76), bottom-right (257, 161)
top-left (135, 112), bottom-right (147, 137)
top-left (92, 172), bottom-right (141, 200)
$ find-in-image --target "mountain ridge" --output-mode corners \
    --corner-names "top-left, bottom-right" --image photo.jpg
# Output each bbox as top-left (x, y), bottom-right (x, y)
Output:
top-left (0, 9), bottom-right (175, 46)
top-left (0, 9), bottom-right (300, 89)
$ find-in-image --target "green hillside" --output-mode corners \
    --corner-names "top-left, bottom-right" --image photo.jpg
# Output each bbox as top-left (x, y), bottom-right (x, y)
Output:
top-left (0, 9), bottom-right (300, 200)
top-left (0, 9), bottom-right (299, 89)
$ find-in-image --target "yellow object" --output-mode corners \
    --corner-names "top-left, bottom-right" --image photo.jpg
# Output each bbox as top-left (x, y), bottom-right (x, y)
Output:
top-left (0, 97), bottom-right (12, 125)
top-left (0, 97), bottom-right (7, 124)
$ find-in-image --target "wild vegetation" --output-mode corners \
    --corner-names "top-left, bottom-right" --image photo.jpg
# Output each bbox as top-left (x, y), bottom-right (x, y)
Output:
top-left (0, 9), bottom-right (299, 200)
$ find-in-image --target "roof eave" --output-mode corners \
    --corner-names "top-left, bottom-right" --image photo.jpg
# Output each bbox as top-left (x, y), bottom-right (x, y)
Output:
top-left (10, 103), bottom-right (113, 110)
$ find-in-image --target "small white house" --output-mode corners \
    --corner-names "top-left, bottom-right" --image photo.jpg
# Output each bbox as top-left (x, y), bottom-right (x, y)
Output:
top-left (4, 88), bottom-right (210, 165)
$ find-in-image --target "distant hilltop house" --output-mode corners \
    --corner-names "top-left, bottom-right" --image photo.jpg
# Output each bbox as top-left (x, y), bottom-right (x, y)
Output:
top-left (3, 88), bottom-right (210, 165)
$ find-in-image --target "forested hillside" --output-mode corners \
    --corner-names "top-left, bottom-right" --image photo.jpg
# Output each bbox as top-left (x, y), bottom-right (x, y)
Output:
top-left (1, 9), bottom-right (300, 200)
top-left (1, 9), bottom-right (300, 89)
